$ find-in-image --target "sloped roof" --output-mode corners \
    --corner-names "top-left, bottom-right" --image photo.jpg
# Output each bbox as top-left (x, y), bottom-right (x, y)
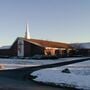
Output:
top-left (0, 45), bottom-right (11, 49)
top-left (24, 38), bottom-right (73, 49)
top-left (71, 43), bottom-right (90, 49)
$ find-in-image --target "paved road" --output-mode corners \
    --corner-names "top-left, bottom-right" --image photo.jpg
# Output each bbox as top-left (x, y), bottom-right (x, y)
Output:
top-left (0, 57), bottom-right (89, 90)
top-left (0, 76), bottom-right (69, 90)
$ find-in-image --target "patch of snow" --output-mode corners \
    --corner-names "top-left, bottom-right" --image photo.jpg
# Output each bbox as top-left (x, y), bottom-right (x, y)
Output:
top-left (0, 57), bottom-right (87, 70)
top-left (65, 60), bottom-right (90, 75)
top-left (0, 64), bottom-right (38, 70)
top-left (31, 60), bottom-right (90, 90)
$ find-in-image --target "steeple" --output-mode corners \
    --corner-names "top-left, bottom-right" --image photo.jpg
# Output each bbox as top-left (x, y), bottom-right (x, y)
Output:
top-left (25, 23), bottom-right (30, 39)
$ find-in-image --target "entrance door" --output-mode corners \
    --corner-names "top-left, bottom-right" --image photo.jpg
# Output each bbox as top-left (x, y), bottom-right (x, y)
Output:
top-left (55, 50), bottom-right (60, 57)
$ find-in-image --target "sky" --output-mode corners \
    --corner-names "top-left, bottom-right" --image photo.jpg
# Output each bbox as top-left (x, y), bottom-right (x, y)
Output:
top-left (0, 0), bottom-right (90, 46)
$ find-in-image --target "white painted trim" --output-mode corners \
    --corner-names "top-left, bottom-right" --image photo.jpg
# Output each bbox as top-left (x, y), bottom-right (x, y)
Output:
top-left (17, 38), bottom-right (24, 57)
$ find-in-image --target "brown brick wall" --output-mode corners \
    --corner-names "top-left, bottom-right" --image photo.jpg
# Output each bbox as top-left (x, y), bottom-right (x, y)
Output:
top-left (24, 41), bottom-right (31, 57)
top-left (30, 43), bottom-right (44, 57)
top-left (24, 41), bottom-right (44, 57)
top-left (0, 49), bottom-right (10, 57)
top-left (10, 40), bottom-right (18, 57)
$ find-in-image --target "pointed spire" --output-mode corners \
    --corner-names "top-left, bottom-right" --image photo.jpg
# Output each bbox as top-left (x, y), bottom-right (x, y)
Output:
top-left (25, 23), bottom-right (30, 39)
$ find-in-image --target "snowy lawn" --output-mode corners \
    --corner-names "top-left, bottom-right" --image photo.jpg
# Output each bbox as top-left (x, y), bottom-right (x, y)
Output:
top-left (31, 60), bottom-right (90, 90)
top-left (0, 57), bottom-right (87, 69)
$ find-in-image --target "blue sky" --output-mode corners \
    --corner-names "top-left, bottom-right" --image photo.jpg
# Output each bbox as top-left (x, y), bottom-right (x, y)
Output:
top-left (0, 0), bottom-right (90, 46)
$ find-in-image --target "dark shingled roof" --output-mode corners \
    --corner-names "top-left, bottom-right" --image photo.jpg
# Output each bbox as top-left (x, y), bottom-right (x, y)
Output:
top-left (24, 38), bottom-right (73, 49)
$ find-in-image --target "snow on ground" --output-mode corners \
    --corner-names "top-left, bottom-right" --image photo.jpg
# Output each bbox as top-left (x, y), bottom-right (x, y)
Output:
top-left (0, 57), bottom-right (88, 69)
top-left (65, 60), bottom-right (90, 75)
top-left (31, 60), bottom-right (90, 90)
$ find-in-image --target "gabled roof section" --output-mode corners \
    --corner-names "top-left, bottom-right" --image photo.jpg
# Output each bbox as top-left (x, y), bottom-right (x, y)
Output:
top-left (24, 38), bottom-right (73, 49)
top-left (24, 38), bottom-right (44, 47)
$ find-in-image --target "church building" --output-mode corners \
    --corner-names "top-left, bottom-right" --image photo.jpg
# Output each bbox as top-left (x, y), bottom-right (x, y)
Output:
top-left (0, 24), bottom-right (74, 58)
